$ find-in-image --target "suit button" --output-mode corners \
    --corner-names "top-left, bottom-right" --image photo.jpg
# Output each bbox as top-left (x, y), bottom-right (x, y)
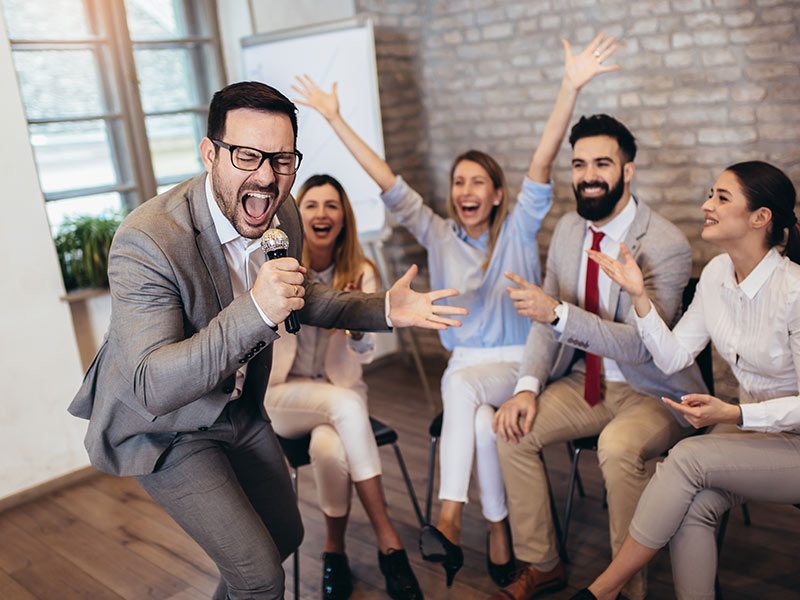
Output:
top-left (251, 346), bottom-right (259, 353)
top-left (198, 426), bottom-right (208, 431)
top-left (257, 341), bottom-right (266, 348)
top-left (238, 358), bottom-right (247, 364)
top-left (245, 351), bottom-right (254, 359)
top-left (223, 385), bottom-right (234, 394)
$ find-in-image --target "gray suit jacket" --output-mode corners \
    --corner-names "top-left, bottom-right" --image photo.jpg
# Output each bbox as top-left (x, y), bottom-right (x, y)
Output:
top-left (520, 198), bottom-right (706, 425)
top-left (68, 175), bottom-right (388, 476)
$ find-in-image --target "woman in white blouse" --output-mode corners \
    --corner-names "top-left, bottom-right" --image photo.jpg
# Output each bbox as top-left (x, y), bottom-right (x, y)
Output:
top-left (570, 161), bottom-right (800, 600)
top-left (265, 175), bottom-right (422, 600)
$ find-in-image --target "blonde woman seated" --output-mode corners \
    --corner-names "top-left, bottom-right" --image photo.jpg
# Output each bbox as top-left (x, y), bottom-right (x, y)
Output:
top-left (572, 161), bottom-right (800, 600)
top-left (293, 33), bottom-right (619, 588)
top-left (265, 174), bottom-right (422, 600)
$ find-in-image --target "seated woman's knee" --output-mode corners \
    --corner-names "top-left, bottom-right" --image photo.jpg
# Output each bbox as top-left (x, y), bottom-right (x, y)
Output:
top-left (442, 368), bottom-right (481, 407)
top-left (474, 403), bottom-right (497, 445)
top-left (309, 424), bottom-right (348, 470)
top-left (327, 388), bottom-right (368, 424)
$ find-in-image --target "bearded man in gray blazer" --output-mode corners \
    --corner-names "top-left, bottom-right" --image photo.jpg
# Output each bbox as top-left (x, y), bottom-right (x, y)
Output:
top-left (490, 115), bottom-right (707, 600)
top-left (68, 81), bottom-right (463, 600)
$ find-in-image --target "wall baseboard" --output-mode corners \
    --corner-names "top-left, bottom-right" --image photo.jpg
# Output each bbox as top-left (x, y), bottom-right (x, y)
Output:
top-left (0, 466), bottom-right (99, 514)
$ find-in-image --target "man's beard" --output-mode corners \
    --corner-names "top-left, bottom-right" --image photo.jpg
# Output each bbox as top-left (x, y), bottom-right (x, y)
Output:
top-left (212, 176), bottom-right (284, 239)
top-left (573, 171), bottom-right (626, 222)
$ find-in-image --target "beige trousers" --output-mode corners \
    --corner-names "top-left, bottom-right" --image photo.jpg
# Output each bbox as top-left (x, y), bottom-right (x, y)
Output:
top-left (497, 372), bottom-right (688, 600)
top-left (630, 425), bottom-right (800, 600)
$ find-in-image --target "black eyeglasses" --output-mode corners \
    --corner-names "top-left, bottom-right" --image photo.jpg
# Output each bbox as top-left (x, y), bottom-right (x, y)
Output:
top-left (211, 139), bottom-right (303, 175)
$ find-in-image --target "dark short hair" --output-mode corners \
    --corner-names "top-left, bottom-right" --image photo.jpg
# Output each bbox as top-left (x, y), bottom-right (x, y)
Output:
top-left (569, 114), bottom-right (637, 163)
top-left (206, 81), bottom-right (298, 145)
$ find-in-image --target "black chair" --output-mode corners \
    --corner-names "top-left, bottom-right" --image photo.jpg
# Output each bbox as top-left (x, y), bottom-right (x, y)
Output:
top-left (277, 417), bottom-right (425, 600)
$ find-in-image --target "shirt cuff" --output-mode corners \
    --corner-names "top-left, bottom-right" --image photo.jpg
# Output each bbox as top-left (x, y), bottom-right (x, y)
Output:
top-left (250, 290), bottom-right (276, 328)
top-left (738, 402), bottom-right (765, 431)
top-left (514, 375), bottom-right (542, 397)
top-left (553, 302), bottom-right (568, 334)
top-left (384, 292), bottom-right (393, 328)
top-left (634, 299), bottom-right (659, 335)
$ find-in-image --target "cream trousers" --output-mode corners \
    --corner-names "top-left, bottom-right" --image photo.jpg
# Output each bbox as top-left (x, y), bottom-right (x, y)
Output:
top-left (265, 378), bottom-right (381, 518)
top-left (438, 345), bottom-right (523, 522)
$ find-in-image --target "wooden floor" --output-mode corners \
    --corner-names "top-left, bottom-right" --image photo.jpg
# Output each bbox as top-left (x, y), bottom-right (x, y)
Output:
top-left (2, 357), bottom-right (799, 599)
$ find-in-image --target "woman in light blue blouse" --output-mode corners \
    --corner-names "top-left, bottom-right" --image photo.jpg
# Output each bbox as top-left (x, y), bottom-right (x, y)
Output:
top-left (294, 32), bottom-right (619, 588)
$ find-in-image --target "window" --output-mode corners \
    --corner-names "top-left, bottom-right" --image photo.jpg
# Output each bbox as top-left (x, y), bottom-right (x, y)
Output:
top-left (2, 0), bottom-right (224, 235)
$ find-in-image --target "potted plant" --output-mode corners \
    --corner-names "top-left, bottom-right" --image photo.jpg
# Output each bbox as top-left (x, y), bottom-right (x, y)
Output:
top-left (54, 213), bottom-right (123, 292)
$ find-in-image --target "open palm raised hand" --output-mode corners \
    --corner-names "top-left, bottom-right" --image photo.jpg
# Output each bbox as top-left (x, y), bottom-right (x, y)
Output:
top-left (563, 32), bottom-right (620, 91)
top-left (586, 242), bottom-right (645, 298)
top-left (291, 74), bottom-right (339, 121)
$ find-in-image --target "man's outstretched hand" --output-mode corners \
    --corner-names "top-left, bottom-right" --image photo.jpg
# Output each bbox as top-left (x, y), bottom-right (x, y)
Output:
top-left (388, 264), bottom-right (467, 330)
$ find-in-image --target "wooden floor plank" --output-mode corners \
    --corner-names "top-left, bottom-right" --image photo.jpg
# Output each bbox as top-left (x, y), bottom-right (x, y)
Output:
top-left (8, 498), bottom-right (193, 599)
top-left (1, 359), bottom-right (798, 599)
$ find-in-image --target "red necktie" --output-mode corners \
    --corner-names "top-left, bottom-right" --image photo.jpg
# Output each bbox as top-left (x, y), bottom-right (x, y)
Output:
top-left (584, 228), bottom-right (605, 406)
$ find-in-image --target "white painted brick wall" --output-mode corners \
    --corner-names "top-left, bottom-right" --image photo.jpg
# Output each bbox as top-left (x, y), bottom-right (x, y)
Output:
top-left (358, 0), bottom-right (800, 363)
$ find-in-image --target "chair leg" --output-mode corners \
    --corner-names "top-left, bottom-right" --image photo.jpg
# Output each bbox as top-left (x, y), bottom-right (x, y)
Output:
top-left (741, 502), bottom-right (751, 526)
top-left (425, 436), bottom-right (438, 524)
top-left (561, 446), bottom-right (583, 554)
top-left (714, 508), bottom-right (731, 600)
top-left (565, 442), bottom-right (586, 498)
top-left (291, 468), bottom-right (299, 600)
top-left (392, 442), bottom-right (425, 527)
top-left (542, 453), bottom-right (568, 565)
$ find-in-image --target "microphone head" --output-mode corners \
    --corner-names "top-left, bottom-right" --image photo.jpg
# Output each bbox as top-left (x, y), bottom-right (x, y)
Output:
top-left (261, 228), bottom-right (289, 254)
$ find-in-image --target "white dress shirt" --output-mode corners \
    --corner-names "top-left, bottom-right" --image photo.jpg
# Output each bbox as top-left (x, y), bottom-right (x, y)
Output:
top-left (515, 195), bottom-right (637, 396)
top-left (636, 248), bottom-right (800, 433)
top-left (205, 176), bottom-right (275, 399)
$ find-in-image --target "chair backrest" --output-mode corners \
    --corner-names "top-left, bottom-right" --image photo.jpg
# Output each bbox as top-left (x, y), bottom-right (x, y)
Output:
top-left (682, 277), bottom-right (714, 396)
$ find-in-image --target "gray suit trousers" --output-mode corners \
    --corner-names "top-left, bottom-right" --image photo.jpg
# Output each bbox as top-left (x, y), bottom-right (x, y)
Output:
top-left (136, 398), bottom-right (302, 600)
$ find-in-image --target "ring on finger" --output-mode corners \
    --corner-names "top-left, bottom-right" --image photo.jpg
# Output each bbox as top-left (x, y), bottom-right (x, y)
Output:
top-left (593, 50), bottom-right (601, 57)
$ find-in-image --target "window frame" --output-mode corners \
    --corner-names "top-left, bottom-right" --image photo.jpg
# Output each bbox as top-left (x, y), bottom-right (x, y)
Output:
top-left (5, 0), bottom-right (226, 222)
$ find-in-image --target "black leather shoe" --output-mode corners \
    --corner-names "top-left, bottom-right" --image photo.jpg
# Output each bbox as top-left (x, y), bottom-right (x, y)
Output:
top-left (486, 531), bottom-right (516, 587)
top-left (569, 589), bottom-right (599, 600)
top-left (418, 524), bottom-right (463, 587)
top-left (322, 552), bottom-right (353, 600)
top-left (377, 548), bottom-right (423, 599)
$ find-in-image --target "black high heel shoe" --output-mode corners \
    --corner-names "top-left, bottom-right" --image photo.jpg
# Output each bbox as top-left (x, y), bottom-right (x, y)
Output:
top-left (486, 531), bottom-right (516, 586)
top-left (418, 524), bottom-right (464, 588)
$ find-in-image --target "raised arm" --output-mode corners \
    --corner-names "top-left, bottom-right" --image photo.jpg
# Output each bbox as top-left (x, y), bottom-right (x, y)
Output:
top-left (528, 33), bottom-right (619, 183)
top-left (293, 75), bottom-right (396, 192)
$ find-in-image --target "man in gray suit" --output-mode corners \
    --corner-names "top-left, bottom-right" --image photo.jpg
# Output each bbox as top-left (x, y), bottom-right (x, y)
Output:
top-left (490, 115), bottom-right (706, 600)
top-left (68, 82), bottom-right (464, 600)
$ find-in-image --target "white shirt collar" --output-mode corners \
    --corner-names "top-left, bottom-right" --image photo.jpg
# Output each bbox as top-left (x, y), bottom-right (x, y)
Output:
top-left (734, 247), bottom-right (783, 299)
top-left (589, 194), bottom-right (637, 241)
top-left (204, 174), bottom-right (279, 247)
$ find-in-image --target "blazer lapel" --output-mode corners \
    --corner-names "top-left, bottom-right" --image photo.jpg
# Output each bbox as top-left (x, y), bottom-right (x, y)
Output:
top-left (188, 176), bottom-right (234, 309)
top-left (564, 217), bottom-right (586, 303)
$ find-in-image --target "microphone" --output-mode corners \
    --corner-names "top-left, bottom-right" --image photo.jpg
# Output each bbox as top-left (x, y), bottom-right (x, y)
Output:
top-left (260, 228), bottom-right (301, 334)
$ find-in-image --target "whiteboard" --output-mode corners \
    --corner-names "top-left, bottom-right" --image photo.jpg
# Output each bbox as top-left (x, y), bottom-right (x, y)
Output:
top-left (242, 16), bottom-right (386, 235)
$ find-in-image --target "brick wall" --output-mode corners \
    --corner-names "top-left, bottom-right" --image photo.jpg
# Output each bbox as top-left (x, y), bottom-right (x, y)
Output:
top-left (357, 0), bottom-right (800, 364)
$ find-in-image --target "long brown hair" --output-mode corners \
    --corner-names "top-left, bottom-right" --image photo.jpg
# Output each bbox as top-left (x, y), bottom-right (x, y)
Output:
top-left (726, 161), bottom-right (800, 265)
top-left (447, 150), bottom-right (509, 271)
top-left (295, 174), bottom-right (377, 290)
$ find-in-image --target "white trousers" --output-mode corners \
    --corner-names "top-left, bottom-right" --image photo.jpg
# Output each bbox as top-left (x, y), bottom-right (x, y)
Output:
top-left (265, 378), bottom-right (381, 518)
top-left (438, 345), bottom-right (523, 522)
